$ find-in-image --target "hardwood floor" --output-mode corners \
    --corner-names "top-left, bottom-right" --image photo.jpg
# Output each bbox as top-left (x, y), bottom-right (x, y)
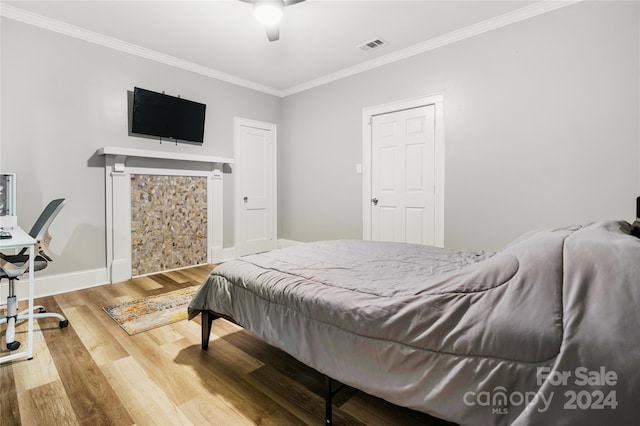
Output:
top-left (1, 265), bottom-right (453, 426)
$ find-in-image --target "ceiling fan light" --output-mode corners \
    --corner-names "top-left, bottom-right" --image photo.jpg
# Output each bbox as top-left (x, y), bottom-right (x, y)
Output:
top-left (253, 1), bottom-right (284, 26)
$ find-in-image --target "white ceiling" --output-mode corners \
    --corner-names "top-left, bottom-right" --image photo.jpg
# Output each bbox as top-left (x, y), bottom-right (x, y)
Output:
top-left (3, 0), bottom-right (562, 96)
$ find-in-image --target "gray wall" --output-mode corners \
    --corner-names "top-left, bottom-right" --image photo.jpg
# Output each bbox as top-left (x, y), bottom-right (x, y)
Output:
top-left (0, 18), bottom-right (281, 276)
top-left (1, 1), bottom-right (639, 282)
top-left (280, 1), bottom-right (640, 250)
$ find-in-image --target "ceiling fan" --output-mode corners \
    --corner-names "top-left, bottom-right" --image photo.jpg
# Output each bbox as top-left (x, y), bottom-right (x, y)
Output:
top-left (239, 0), bottom-right (306, 42)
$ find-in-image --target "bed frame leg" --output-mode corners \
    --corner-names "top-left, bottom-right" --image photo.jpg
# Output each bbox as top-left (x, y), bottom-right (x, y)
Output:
top-left (325, 376), bottom-right (333, 425)
top-left (201, 311), bottom-right (215, 351)
top-left (325, 376), bottom-right (345, 425)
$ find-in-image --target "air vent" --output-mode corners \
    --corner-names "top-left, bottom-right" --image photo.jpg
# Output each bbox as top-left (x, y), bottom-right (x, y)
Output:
top-left (358, 38), bottom-right (389, 51)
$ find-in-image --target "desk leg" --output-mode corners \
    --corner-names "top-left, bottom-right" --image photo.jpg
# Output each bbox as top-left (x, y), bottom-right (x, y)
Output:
top-left (26, 244), bottom-right (34, 360)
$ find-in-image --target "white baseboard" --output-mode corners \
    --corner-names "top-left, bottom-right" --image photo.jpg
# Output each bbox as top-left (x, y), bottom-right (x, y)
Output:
top-left (213, 241), bottom-right (301, 263)
top-left (222, 247), bottom-right (237, 261)
top-left (215, 242), bottom-right (302, 261)
top-left (0, 267), bottom-right (110, 302)
top-left (210, 246), bottom-right (237, 263)
top-left (277, 239), bottom-right (302, 248)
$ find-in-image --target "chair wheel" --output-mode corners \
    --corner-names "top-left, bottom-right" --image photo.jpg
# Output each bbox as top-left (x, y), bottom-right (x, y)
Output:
top-left (7, 341), bottom-right (20, 351)
top-left (38, 307), bottom-right (46, 313)
top-left (59, 320), bottom-right (69, 328)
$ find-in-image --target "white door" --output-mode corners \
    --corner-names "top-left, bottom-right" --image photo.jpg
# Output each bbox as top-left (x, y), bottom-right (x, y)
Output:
top-left (235, 118), bottom-right (276, 256)
top-left (370, 105), bottom-right (435, 244)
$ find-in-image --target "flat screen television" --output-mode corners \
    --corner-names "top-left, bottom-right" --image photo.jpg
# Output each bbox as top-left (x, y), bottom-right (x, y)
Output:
top-left (131, 87), bottom-right (206, 144)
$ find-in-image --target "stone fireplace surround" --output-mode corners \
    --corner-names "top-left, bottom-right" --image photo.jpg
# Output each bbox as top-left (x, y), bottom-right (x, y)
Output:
top-left (98, 146), bottom-right (234, 283)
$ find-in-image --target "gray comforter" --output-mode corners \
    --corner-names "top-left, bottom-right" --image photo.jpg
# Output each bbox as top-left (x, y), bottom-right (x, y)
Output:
top-left (188, 221), bottom-right (640, 425)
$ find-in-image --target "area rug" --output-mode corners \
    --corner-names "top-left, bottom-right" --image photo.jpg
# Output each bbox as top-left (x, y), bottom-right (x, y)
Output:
top-left (103, 286), bottom-right (198, 335)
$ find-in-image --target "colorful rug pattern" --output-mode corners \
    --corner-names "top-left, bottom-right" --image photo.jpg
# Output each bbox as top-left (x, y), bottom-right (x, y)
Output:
top-left (103, 286), bottom-right (198, 335)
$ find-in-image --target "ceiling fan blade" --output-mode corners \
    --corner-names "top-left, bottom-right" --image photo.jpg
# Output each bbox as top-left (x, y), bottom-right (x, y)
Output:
top-left (265, 23), bottom-right (280, 42)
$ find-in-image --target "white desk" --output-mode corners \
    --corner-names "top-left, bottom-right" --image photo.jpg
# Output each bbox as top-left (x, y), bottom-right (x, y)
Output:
top-left (0, 226), bottom-right (36, 362)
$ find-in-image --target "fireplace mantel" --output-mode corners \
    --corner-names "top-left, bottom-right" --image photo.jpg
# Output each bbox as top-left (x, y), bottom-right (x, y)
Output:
top-left (97, 146), bottom-right (234, 167)
top-left (98, 146), bottom-right (233, 283)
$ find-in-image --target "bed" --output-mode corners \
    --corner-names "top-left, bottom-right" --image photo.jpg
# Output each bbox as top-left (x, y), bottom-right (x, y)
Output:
top-left (188, 220), bottom-right (640, 425)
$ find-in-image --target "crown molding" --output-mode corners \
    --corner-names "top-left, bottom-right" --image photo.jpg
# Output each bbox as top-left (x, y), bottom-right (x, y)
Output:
top-left (1, 1), bottom-right (581, 99)
top-left (281, 0), bottom-right (582, 96)
top-left (0, 3), bottom-right (283, 97)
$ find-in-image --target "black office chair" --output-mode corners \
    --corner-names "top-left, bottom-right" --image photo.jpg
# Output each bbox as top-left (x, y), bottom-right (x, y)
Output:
top-left (0, 199), bottom-right (69, 351)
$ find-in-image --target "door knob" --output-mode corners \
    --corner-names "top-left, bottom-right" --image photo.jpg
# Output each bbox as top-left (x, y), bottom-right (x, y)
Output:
top-left (371, 197), bottom-right (379, 206)
top-left (243, 196), bottom-right (248, 203)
